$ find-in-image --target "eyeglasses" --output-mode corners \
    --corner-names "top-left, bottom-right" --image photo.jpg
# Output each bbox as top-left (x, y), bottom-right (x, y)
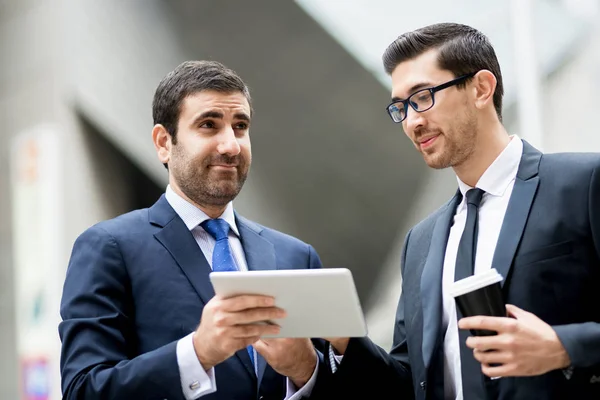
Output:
top-left (385, 72), bottom-right (476, 123)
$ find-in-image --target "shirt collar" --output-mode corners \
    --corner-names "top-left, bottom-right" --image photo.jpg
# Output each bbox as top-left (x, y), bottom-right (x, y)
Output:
top-left (457, 135), bottom-right (523, 198)
top-left (164, 184), bottom-right (239, 236)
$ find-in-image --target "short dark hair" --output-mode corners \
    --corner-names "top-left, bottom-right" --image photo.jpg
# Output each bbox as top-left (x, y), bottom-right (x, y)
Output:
top-left (152, 60), bottom-right (253, 144)
top-left (382, 23), bottom-right (503, 121)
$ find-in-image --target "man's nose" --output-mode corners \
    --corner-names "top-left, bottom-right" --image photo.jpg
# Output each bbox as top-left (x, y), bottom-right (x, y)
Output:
top-left (217, 127), bottom-right (241, 156)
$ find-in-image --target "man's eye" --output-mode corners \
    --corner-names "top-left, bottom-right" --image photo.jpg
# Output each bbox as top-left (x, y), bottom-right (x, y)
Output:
top-left (415, 93), bottom-right (430, 102)
top-left (200, 121), bottom-right (215, 129)
top-left (234, 122), bottom-right (249, 130)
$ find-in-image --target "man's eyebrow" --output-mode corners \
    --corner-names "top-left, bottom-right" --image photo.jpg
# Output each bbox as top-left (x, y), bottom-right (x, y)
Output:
top-left (191, 110), bottom-right (251, 126)
top-left (233, 112), bottom-right (250, 122)
top-left (191, 111), bottom-right (224, 125)
top-left (391, 81), bottom-right (433, 102)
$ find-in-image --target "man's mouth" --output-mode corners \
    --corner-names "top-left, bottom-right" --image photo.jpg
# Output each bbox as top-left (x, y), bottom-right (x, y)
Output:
top-left (418, 135), bottom-right (439, 149)
top-left (210, 164), bottom-right (238, 170)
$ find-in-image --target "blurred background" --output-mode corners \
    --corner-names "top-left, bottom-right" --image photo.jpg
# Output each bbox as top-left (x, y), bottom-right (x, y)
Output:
top-left (1, 0), bottom-right (599, 398)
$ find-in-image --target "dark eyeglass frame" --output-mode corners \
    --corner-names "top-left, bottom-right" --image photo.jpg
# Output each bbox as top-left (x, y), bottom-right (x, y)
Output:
top-left (385, 72), bottom-right (477, 123)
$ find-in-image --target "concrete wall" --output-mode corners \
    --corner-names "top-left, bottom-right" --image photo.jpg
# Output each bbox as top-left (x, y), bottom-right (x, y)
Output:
top-left (0, 2), bottom-right (154, 397)
top-left (543, 18), bottom-right (600, 153)
top-left (0, 2), bottom-right (61, 397)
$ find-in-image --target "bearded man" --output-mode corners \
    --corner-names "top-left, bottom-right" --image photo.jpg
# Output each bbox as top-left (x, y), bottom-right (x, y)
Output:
top-left (59, 60), bottom-right (328, 400)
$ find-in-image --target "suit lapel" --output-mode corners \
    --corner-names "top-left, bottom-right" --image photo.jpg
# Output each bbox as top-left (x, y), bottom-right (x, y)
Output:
top-left (420, 141), bottom-right (542, 370)
top-left (150, 199), bottom-right (276, 382)
top-left (150, 195), bottom-right (215, 305)
top-left (237, 215), bottom-right (277, 382)
top-left (491, 140), bottom-right (541, 287)
top-left (237, 215), bottom-right (276, 272)
top-left (421, 192), bottom-right (462, 370)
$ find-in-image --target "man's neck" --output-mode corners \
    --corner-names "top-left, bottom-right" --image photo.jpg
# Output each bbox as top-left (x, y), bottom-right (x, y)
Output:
top-left (169, 181), bottom-right (227, 219)
top-left (453, 123), bottom-right (510, 187)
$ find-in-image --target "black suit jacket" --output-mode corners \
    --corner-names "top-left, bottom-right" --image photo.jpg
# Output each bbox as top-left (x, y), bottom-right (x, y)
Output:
top-left (311, 141), bottom-right (600, 400)
top-left (59, 195), bottom-right (328, 400)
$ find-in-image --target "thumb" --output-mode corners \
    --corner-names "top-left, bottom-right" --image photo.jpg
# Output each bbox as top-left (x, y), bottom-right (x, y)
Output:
top-left (255, 338), bottom-right (273, 347)
top-left (252, 339), bottom-right (268, 354)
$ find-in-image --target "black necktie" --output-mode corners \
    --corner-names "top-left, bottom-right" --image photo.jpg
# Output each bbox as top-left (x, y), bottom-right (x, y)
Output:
top-left (455, 188), bottom-right (486, 399)
top-left (455, 188), bottom-right (485, 281)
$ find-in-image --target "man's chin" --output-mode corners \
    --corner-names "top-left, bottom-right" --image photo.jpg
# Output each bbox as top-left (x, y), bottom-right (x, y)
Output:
top-left (422, 154), bottom-right (451, 170)
top-left (207, 181), bottom-right (244, 201)
top-left (198, 192), bottom-right (238, 207)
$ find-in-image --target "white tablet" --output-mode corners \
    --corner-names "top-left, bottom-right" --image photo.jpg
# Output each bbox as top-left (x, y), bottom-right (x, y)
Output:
top-left (209, 268), bottom-right (368, 338)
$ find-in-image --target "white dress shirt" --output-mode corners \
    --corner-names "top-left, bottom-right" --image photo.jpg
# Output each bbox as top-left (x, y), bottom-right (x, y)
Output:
top-left (441, 136), bottom-right (523, 399)
top-left (166, 185), bottom-right (318, 399)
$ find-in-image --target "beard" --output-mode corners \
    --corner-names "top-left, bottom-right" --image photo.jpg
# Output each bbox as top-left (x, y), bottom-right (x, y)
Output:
top-left (416, 109), bottom-right (478, 170)
top-left (170, 146), bottom-right (250, 208)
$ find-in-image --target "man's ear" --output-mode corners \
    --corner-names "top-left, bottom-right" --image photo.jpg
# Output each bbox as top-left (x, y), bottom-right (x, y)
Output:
top-left (152, 124), bottom-right (172, 165)
top-left (471, 70), bottom-right (496, 111)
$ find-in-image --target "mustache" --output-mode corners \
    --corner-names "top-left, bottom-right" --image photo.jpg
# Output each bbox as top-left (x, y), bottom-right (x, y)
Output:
top-left (207, 154), bottom-right (243, 166)
top-left (413, 128), bottom-right (441, 141)
top-left (414, 127), bottom-right (439, 137)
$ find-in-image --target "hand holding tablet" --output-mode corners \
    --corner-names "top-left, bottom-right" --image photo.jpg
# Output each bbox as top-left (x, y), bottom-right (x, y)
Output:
top-left (209, 268), bottom-right (368, 338)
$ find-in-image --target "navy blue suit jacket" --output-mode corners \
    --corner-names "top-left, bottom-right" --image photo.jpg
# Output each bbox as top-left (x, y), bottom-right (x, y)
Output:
top-left (311, 141), bottom-right (600, 400)
top-left (59, 195), bottom-right (327, 400)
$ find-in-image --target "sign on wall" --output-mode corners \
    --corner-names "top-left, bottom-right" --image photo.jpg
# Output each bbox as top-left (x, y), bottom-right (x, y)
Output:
top-left (11, 125), bottom-right (63, 400)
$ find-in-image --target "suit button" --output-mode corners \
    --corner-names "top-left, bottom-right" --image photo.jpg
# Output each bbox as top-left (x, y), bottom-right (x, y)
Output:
top-left (420, 381), bottom-right (427, 390)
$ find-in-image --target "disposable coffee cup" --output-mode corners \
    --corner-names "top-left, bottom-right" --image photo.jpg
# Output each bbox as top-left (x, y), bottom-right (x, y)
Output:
top-left (449, 268), bottom-right (505, 336)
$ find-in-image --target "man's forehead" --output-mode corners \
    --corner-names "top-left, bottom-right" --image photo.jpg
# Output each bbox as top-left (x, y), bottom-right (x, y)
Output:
top-left (182, 90), bottom-right (251, 113)
top-left (390, 59), bottom-right (452, 99)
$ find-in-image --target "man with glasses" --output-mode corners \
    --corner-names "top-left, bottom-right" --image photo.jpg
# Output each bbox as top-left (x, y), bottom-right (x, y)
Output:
top-left (308, 22), bottom-right (600, 400)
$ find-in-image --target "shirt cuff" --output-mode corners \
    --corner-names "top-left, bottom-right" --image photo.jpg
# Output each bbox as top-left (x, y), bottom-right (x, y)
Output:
top-left (177, 333), bottom-right (217, 399)
top-left (285, 355), bottom-right (319, 399)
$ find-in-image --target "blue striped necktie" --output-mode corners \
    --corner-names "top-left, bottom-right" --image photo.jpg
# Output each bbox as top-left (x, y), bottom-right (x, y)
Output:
top-left (201, 218), bottom-right (255, 369)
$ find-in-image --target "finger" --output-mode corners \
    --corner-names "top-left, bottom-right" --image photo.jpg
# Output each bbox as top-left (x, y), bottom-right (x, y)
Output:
top-left (228, 336), bottom-right (268, 351)
top-left (214, 307), bottom-right (285, 327)
top-left (481, 362), bottom-right (520, 378)
top-left (229, 323), bottom-right (281, 339)
top-left (238, 336), bottom-right (262, 348)
top-left (235, 307), bottom-right (286, 325)
top-left (257, 338), bottom-right (284, 346)
top-left (253, 339), bottom-right (269, 354)
top-left (505, 304), bottom-right (530, 319)
top-left (220, 294), bottom-right (277, 312)
top-left (254, 338), bottom-right (293, 349)
top-left (472, 349), bottom-right (512, 365)
top-left (254, 339), bottom-right (270, 347)
top-left (466, 335), bottom-right (501, 351)
top-left (458, 315), bottom-right (518, 334)
top-left (466, 334), bottom-right (515, 351)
